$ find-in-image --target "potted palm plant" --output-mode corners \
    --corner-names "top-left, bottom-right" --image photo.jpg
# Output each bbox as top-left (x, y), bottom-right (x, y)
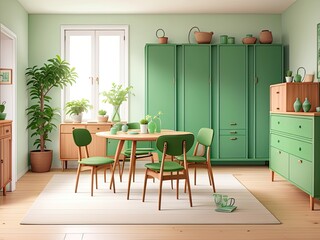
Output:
top-left (65, 98), bottom-right (92, 123)
top-left (101, 82), bottom-right (133, 122)
top-left (26, 55), bottom-right (77, 172)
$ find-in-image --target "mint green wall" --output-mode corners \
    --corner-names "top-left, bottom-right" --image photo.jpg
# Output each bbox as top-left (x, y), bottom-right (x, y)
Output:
top-left (0, 0), bottom-right (29, 178)
top-left (282, 0), bottom-right (320, 79)
top-left (28, 14), bottom-right (282, 168)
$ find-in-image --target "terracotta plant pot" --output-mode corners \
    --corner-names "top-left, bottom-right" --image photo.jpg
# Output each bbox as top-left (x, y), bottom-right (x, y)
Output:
top-left (30, 150), bottom-right (53, 173)
top-left (156, 28), bottom-right (168, 44)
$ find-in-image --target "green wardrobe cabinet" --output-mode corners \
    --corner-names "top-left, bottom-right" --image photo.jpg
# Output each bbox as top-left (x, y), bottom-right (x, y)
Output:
top-left (145, 44), bottom-right (176, 130)
top-left (269, 113), bottom-right (320, 210)
top-left (145, 44), bottom-right (283, 163)
top-left (218, 45), bottom-right (247, 159)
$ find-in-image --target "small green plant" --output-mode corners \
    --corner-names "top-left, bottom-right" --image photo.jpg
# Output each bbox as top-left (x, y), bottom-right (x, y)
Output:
top-left (98, 109), bottom-right (107, 116)
top-left (65, 98), bottom-right (92, 115)
top-left (101, 83), bottom-right (134, 106)
top-left (146, 111), bottom-right (163, 121)
top-left (140, 119), bottom-right (148, 124)
top-left (286, 70), bottom-right (293, 77)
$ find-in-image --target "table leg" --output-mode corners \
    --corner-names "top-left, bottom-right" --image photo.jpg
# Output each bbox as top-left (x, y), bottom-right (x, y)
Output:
top-left (110, 140), bottom-right (125, 192)
top-left (127, 140), bottom-right (137, 200)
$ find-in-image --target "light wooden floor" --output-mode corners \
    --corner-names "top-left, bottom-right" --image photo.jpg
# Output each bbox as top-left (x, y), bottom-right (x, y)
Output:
top-left (1, 165), bottom-right (320, 240)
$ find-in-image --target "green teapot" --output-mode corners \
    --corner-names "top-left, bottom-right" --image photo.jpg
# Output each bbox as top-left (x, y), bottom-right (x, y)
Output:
top-left (294, 67), bottom-right (306, 82)
top-left (0, 101), bottom-right (5, 113)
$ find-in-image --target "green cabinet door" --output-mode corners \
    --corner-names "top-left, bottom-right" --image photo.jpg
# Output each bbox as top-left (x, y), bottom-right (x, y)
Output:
top-left (183, 45), bottom-right (211, 136)
top-left (145, 44), bottom-right (176, 130)
top-left (253, 45), bottom-right (283, 159)
top-left (219, 45), bottom-right (246, 130)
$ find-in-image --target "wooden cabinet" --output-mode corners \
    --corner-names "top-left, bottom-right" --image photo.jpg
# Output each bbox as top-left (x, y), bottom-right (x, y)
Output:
top-left (59, 123), bottom-right (112, 170)
top-left (269, 113), bottom-right (320, 210)
top-left (270, 82), bottom-right (319, 112)
top-left (0, 120), bottom-right (12, 196)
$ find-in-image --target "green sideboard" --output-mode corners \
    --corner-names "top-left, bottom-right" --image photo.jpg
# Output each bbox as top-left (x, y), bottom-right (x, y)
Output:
top-left (145, 43), bottom-right (283, 163)
top-left (269, 112), bottom-right (320, 210)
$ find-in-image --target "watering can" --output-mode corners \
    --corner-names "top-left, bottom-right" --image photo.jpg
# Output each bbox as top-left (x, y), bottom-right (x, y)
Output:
top-left (0, 101), bottom-right (5, 113)
top-left (294, 67), bottom-right (306, 82)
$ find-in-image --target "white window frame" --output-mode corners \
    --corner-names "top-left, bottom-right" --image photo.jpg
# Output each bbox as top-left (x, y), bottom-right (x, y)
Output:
top-left (60, 24), bottom-right (129, 122)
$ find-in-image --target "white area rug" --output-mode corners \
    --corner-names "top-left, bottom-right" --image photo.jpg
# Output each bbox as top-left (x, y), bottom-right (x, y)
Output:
top-left (21, 172), bottom-right (280, 225)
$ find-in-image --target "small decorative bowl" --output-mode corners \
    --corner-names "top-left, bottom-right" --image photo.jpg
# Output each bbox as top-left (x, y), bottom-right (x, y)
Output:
top-left (242, 37), bottom-right (257, 44)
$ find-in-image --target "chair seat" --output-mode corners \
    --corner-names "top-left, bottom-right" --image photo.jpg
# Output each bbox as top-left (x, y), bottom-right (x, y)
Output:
top-left (176, 155), bottom-right (206, 163)
top-left (145, 161), bottom-right (184, 172)
top-left (79, 156), bottom-right (114, 166)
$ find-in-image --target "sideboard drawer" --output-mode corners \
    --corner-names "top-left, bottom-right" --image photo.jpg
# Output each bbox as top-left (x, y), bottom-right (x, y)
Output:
top-left (270, 115), bottom-right (313, 139)
top-left (60, 124), bottom-right (86, 133)
top-left (290, 155), bottom-right (312, 193)
top-left (270, 147), bottom-right (289, 178)
top-left (270, 134), bottom-right (312, 161)
top-left (87, 125), bottom-right (110, 133)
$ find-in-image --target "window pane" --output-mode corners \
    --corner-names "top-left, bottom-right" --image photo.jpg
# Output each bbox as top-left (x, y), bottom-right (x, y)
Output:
top-left (69, 35), bottom-right (93, 120)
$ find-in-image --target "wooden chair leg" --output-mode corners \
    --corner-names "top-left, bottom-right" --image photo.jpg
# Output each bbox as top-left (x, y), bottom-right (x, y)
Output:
top-left (95, 167), bottom-right (98, 189)
top-left (176, 171), bottom-right (179, 199)
top-left (142, 169), bottom-right (149, 202)
top-left (194, 166), bottom-right (197, 185)
top-left (207, 161), bottom-right (216, 192)
top-left (158, 178), bottom-right (163, 211)
top-left (90, 167), bottom-right (94, 196)
top-left (75, 164), bottom-right (82, 193)
top-left (185, 170), bottom-right (193, 207)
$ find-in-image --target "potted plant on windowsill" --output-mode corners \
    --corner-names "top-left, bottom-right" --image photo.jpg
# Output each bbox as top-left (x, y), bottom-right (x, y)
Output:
top-left (26, 55), bottom-right (77, 172)
top-left (97, 109), bottom-right (109, 122)
top-left (101, 82), bottom-right (134, 122)
top-left (65, 98), bottom-right (92, 123)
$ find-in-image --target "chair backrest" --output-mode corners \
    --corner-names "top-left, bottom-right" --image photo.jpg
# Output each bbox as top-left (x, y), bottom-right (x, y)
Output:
top-left (197, 128), bottom-right (214, 147)
top-left (127, 122), bottom-right (140, 129)
top-left (156, 134), bottom-right (194, 156)
top-left (72, 128), bottom-right (92, 147)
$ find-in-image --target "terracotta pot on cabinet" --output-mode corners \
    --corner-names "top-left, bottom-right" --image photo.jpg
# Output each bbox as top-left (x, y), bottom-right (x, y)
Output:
top-left (259, 30), bottom-right (273, 44)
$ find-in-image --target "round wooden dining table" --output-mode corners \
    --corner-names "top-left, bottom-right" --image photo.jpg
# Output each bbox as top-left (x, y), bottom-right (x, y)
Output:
top-left (96, 129), bottom-right (192, 199)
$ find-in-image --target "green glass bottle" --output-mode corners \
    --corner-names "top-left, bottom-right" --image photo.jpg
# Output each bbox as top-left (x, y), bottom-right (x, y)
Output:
top-left (302, 98), bottom-right (311, 112)
top-left (293, 98), bottom-right (302, 112)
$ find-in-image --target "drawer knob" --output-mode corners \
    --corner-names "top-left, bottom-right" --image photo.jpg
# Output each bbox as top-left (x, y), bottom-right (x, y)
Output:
top-left (97, 128), bottom-right (100, 130)
top-left (299, 147), bottom-right (302, 151)
top-left (276, 91), bottom-right (280, 94)
top-left (5, 129), bottom-right (9, 133)
top-left (230, 131), bottom-right (237, 134)
top-left (276, 108), bottom-right (280, 110)
top-left (230, 137), bottom-right (238, 140)
top-left (298, 160), bottom-right (303, 164)
top-left (72, 127), bottom-right (75, 129)
top-left (0, 159), bottom-right (3, 163)
top-left (299, 125), bottom-right (301, 129)
top-left (278, 151), bottom-right (281, 154)
top-left (277, 140), bottom-right (280, 143)
top-left (278, 121), bottom-right (280, 124)
top-left (230, 122), bottom-right (237, 126)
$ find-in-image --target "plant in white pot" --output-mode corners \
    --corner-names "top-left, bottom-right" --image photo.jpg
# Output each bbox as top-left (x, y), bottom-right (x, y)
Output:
top-left (26, 55), bottom-right (77, 172)
top-left (140, 118), bottom-right (148, 134)
top-left (97, 109), bottom-right (109, 122)
top-left (101, 82), bottom-right (134, 122)
top-left (65, 98), bottom-right (92, 123)
top-left (285, 70), bottom-right (293, 82)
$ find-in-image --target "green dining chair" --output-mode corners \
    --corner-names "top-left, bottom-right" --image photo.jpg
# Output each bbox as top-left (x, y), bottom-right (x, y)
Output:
top-left (142, 134), bottom-right (194, 210)
top-left (119, 122), bottom-right (156, 182)
top-left (73, 128), bottom-right (115, 196)
top-left (176, 128), bottom-right (216, 192)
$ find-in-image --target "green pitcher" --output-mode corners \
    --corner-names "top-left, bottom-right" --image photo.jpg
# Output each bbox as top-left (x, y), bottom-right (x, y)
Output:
top-left (0, 101), bottom-right (6, 113)
top-left (294, 67), bottom-right (306, 82)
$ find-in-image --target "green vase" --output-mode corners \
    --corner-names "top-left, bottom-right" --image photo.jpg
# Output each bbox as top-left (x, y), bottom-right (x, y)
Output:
top-left (293, 98), bottom-right (302, 112)
top-left (148, 120), bottom-right (156, 134)
top-left (302, 98), bottom-right (311, 112)
top-left (111, 105), bottom-right (121, 122)
top-left (153, 117), bottom-right (161, 133)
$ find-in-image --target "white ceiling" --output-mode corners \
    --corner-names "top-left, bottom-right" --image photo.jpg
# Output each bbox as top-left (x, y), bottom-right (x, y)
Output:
top-left (17, 0), bottom-right (296, 14)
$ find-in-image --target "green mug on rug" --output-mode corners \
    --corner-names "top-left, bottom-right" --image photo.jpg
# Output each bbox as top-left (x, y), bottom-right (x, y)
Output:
top-left (213, 193), bottom-right (236, 208)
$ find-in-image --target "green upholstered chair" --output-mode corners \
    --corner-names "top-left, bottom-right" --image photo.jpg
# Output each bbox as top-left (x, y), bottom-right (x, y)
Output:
top-left (119, 122), bottom-right (156, 182)
top-left (73, 128), bottom-right (115, 196)
top-left (176, 128), bottom-right (216, 192)
top-left (142, 134), bottom-right (194, 210)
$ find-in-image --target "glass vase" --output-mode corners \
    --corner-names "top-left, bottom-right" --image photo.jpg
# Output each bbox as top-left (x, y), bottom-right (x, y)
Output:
top-left (153, 117), bottom-right (161, 133)
top-left (111, 105), bottom-right (121, 122)
top-left (293, 98), bottom-right (302, 112)
top-left (302, 98), bottom-right (311, 112)
top-left (148, 120), bottom-right (156, 134)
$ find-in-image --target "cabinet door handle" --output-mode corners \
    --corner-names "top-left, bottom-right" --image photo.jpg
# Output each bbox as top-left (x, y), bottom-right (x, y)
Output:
top-left (298, 160), bottom-right (303, 164)
top-left (230, 131), bottom-right (237, 134)
top-left (0, 159), bottom-right (3, 163)
top-left (230, 122), bottom-right (237, 126)
top-left (276, 107), bottom-right (280, 110)
top-left (276, 91), bottom-right (280, 94)
top-left (230, 137), bottom-right (238, 140)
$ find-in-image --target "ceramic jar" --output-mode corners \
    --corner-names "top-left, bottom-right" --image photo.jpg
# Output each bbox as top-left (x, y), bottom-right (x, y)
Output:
top-left (121, 123), bottom-right (128, 132)
top-left (259, 30), bottom-right (273, 44)
top-left (220, 35), bottom-right (228, 44)
top-left (148, 120), bottom-right (156, 134)
top-left (293, 98), bottom-right (302, 112)
top-left (303, 98), bottom-right (311, 112)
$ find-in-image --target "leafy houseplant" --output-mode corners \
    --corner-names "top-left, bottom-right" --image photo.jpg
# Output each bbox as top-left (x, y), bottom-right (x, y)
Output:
top-left (97, 109), bottom-right (109, 122)
top-left (26, 55), bottom-right (77, 172)
top-left (101, 82), bottom-right (133, 122)
top-left (140, 118), bottom-right (148, 134)
top-left (65, 98), bottom-right (92, 123)
top-left (285, 70), bottom-right (293, 82)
